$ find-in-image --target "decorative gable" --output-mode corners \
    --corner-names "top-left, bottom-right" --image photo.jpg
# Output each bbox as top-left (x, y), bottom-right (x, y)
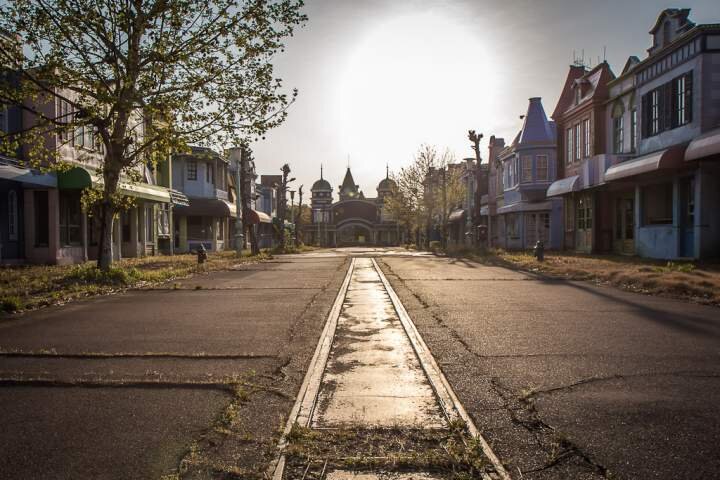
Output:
top-left (648, 8), bottom-right (695, 55)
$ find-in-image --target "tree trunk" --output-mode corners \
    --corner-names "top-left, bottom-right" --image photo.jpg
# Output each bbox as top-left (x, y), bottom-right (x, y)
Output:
top-left (248, 224), bottom-right (259, 255)
top-left (97, 199), bottom-right (115, 270)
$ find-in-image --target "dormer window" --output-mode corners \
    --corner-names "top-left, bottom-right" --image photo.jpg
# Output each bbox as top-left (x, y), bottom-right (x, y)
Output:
top-left (575, 86), bottom-right (581, 105)
top-left (663, 21), bottom-right (672, 46)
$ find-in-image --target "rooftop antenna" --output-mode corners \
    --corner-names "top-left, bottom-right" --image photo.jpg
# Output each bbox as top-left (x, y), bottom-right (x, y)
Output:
top-left (386, 163), bottom-right (389, 179)
top-left (320, 163), bottom-right (323, 180)
top-left (603, 45), bottom-right (607, 62)
top-left (347, 154), bottom-right (350, 169)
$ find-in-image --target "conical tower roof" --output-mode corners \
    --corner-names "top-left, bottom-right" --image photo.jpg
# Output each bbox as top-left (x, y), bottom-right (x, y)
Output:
top-left (340, 167), bottom-right (357, 191)
top-left (518, 98), bottom-right (555, 146)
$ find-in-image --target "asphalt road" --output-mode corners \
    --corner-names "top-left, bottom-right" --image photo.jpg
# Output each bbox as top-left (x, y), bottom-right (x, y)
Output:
top-left (0, 255), bottom-right (349, 479)
top-left (378, 254), bottom-right (720, 480)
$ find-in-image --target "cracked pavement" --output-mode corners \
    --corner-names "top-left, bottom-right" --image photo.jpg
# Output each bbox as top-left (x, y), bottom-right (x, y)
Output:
top-left (0, 255), bottom-right (350, 479)
top-left (377, 254), bottom-right (720, 480)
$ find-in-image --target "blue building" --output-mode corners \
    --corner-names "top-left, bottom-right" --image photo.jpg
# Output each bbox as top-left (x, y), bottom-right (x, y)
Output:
top-left (495, 97), bottom-right (563, 250)
top-left (603, 8), bottom-right (720, 259)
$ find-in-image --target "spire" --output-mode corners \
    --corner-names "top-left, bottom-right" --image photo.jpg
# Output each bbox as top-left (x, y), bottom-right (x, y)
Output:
top-left (386, 163), bottom-right (389, 180)
top-left (320, 164), bottom-right (323, 180)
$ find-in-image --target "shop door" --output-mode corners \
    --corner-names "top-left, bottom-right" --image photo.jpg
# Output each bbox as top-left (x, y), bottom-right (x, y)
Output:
top-left (614, 196), bottom-right (635, 255)
top-left (679, 177), bottom-right (695, 258)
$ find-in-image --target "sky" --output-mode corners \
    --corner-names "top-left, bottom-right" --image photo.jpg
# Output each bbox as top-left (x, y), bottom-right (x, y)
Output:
top-left (251, 0), bottom-right (718, 200)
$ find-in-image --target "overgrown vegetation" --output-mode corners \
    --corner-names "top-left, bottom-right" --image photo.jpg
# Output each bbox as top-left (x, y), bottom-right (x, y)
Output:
top-left (283, 422), bottom-right (491, 479)
top-left (0, 251), bottom-right (271, 314)
top-left (444, 248), bottom-right (720, 307)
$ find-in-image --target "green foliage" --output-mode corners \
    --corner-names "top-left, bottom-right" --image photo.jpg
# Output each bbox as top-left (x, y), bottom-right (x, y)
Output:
top-left (1, 296), bottom-right (24, 313)
top-left (0, 0), bottom-right (306, 268)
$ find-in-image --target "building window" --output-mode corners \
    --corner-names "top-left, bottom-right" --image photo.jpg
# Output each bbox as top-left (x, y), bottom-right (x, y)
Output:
top-left (8, 190), bottom-right (18, 241)
top-left (642, 71), bottom-right (692, 137)
top-left (187, 160), bottom-right (197, 180)
top-left (630, 109), bottom-right (637, 151)
top-left (506, 214), bottom-right (519, 239)
top-left (576, 194), bottom-right (592, 230)
top-left (642, 182), bottom-right (673, 225)
top-left (59, 191), bottom-right (82, 246)
top-left (583, 119), bottom-right (591, 157)
top-left (521, 155), bottom-right (532, 183)
top-left (206, 162), bottom-right (214, 184)
top-left (145, 205), bottom-right (154, 242)
top-left (216, 218), bottom-right (224, 240)
top-left (536, 155), bottom-right (548, 181)
top-left (158, 205), bottom-right (170, 237)
top-left (574, 124), bottom-right (581, 161)
top-left (675, 73), bottom-right (692, 127)
top-left (613, 116), bottom-right (624, 154)
top-left (74, 125), bottom-right (85, 148)
top-left (34, 190), bottom-right (49, 247)
top-left (565, 128), bottom-right (573, 165)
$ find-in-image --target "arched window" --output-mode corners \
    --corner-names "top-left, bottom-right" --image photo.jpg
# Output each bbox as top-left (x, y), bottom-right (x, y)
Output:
top-left (612, 101), bottom-right (625, 154)
top-left (8, 190), bottom-right (18, 241)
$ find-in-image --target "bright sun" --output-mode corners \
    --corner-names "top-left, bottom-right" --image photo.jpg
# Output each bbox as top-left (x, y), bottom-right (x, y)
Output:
top-left (333, 11), bottom-right (500, 177)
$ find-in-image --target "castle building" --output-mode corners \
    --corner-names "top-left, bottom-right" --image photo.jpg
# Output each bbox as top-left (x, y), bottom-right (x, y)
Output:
top-left (303, 166), bottom-right (401, 247)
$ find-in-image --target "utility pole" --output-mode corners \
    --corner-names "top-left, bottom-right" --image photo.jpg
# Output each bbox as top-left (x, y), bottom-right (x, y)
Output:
top-left (296, 185), bottom-right (303, 247)
top-left (232, 149), bottom-right (244, 254)
top-left (468, 130), bottom-right (483, 245)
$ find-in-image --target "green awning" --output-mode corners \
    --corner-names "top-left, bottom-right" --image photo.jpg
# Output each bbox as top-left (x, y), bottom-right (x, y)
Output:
top-left (58, 166), bottom-right (171, 203)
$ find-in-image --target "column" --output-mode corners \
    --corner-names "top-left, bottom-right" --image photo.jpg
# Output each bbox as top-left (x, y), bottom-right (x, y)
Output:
top-left (81, 211), bottom-right (88, 262)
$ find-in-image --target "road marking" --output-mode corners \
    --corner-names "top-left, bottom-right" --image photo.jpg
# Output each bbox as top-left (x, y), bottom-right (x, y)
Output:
top-left (268, 256), bottom-right (510, 479)
top-left (373, 258), bottom-right (511, 480)
top-left (311, 258), bottom-right (445, 428)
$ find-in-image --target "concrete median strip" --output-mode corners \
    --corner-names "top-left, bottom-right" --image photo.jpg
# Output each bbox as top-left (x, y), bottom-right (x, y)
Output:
top-left (269, 257), bottom-right (510, 479)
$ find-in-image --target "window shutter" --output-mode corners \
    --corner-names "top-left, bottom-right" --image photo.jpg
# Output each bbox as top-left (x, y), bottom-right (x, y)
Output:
top-left (663, 82), bottom-right (672, 132)
top-left (685, 71), bottom-right (693, 123)
top-left (641, 94), bottom-right (649, 138)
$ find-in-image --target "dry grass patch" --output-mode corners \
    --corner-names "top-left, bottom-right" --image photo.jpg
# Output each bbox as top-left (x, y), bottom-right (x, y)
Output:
top-left (0, 250), bottom-right (271, 314)
top-left (465, 250), bottom-right (720, 306)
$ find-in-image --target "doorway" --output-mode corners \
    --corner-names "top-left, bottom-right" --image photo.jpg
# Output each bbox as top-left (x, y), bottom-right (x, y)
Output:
top-left (679, 177), bottom-right (695, 258)
top-left (614, 195), bottom-right (635, 255)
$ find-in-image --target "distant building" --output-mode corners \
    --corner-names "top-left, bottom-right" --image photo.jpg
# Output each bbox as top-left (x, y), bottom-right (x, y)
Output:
top-left (304, 166), bottom-right (400, 246)
top-left (495, 97), bottom-right (562, 250)
top-left (548, 61), bottom-right (616, 253)
top-left (172, 147), bottom-right (235, 252)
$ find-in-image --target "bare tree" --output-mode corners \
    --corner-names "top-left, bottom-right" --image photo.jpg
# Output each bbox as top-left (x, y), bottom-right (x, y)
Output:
top-left (384, 144), bottom-right (462, 247)
top-left (0, 0), bottom-right (305, 269)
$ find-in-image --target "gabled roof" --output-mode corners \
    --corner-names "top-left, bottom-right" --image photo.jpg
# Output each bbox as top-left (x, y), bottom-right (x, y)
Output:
top-left (621, 56), bottom-right (641, 75)
top-left (551, 65), bottom-right (586, 119)
top-left (553, 62), bottom-right (615, 119)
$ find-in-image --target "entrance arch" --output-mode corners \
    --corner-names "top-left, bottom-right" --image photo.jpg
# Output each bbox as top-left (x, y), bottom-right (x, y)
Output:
top-left (336, 221), bottom-right (373, 246)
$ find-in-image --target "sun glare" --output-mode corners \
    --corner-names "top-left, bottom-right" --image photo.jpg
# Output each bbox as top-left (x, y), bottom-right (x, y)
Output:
top-left (333, 11), bottom-right (500, 176)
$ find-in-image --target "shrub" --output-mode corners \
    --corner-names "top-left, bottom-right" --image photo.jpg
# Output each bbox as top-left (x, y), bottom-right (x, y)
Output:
top-left (428, 240), bottom-right (442, 252)
top-left (1, 296), bottom-right (24, 313)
